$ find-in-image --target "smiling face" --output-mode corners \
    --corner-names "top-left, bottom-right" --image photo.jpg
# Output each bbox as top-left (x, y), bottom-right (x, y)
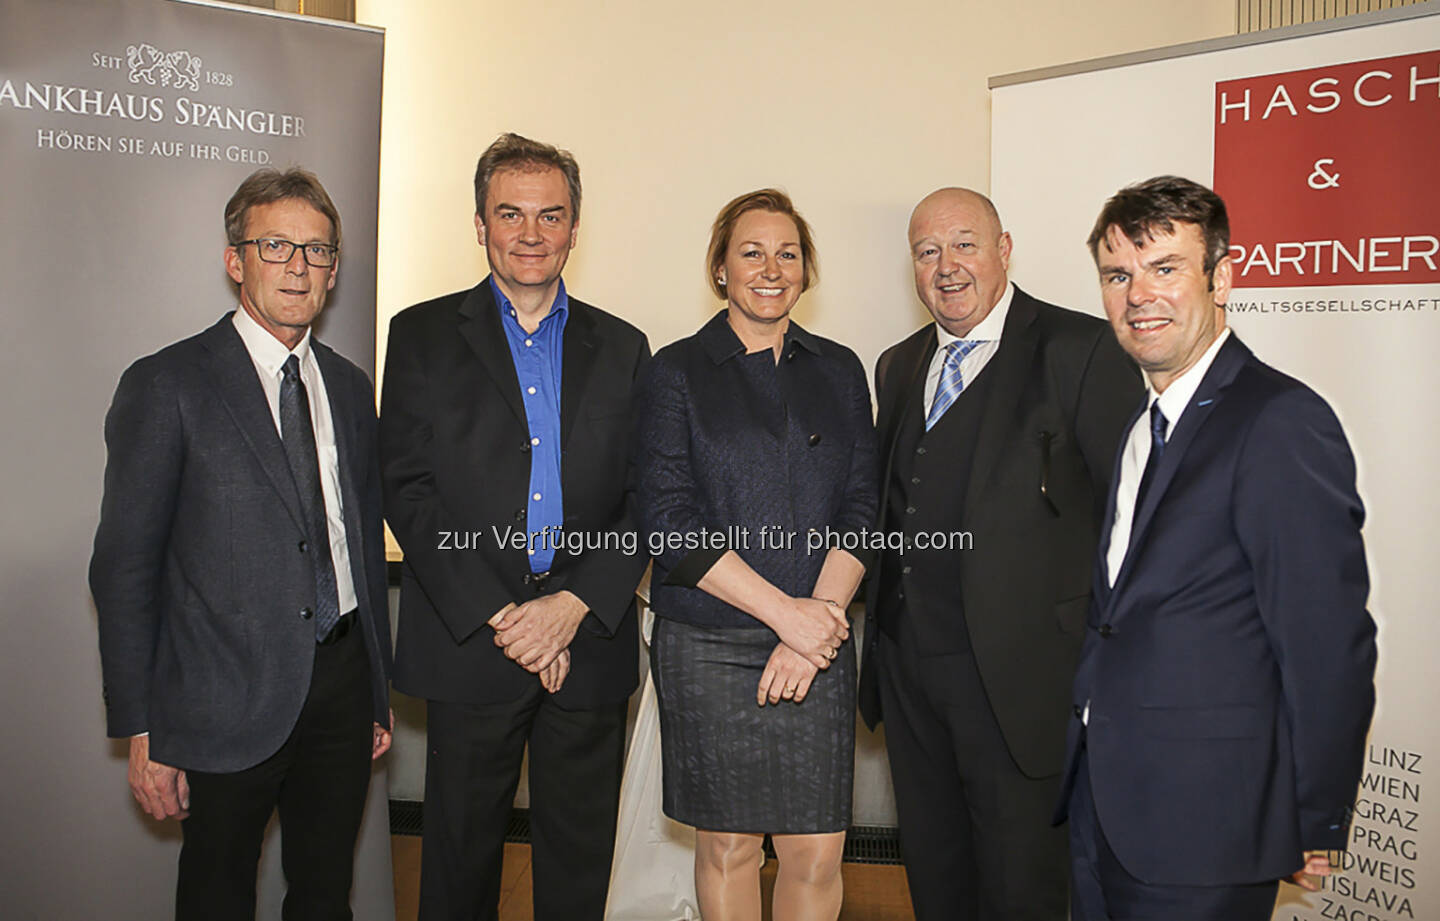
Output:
top-left (1097, 220), bottom-right (1230, 393)
top-left (224, 197), bottom-right (337, 350)
top-left (475, 165), bottom-right (577, 309)
top-left (908, 189), bottom-right (1012, 337)
top-left (718, 209), bottom-right (805, 331)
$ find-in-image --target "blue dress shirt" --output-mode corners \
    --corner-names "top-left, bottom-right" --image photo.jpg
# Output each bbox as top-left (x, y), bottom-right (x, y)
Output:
top-left (491, 276), bottom-right (568, 572)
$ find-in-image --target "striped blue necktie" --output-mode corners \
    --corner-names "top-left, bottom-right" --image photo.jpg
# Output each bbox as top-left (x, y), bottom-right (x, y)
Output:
top-left (926, 339), bottom-right (984, 430)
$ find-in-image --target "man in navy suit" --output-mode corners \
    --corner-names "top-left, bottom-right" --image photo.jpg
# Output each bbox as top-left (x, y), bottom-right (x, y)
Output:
top-left (91, 168), bottom-right (393, 921)
top-left (1057, 175), bottom-right (1377, 920)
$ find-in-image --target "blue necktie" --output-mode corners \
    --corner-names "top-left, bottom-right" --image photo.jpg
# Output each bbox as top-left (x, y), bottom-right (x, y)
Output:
top-left (926, 339), bottom-right (984, 430)
top-left (280, 355), bottom-right (341, 641)
top-left (1133, 401), bottom-right (1169, 512)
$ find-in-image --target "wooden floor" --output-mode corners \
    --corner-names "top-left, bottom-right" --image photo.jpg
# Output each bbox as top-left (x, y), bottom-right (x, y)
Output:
top-left (392, 837), bottom-right (915, 921)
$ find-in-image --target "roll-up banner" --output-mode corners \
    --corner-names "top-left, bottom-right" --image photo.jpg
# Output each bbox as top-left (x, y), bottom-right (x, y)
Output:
top-left (991, 6), bottom-right (1438, 920)
top-left (0, 0), bottom-right (390, 917)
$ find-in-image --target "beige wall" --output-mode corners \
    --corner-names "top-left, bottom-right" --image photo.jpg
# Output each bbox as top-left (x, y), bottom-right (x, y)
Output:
top-left (353, 0), bottom-right (1240, 821)
top-left (357, 0), bottom-right (1235, 378)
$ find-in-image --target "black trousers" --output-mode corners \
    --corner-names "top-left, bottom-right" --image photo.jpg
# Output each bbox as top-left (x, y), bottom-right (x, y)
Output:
top-left (876, 629), bottom-right (1068, 921)
top-left (419, 688), bottom-right (627, 921)
top-left (177, 624), bottom-right (374, 921)
top-left (1068, 750), bottom-right (1279, 921)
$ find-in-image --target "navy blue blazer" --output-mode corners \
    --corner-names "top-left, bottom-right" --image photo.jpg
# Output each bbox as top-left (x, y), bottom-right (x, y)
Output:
top-left (90, 315), bottom-right (393, 773)
top-left (1057, 333), bottom-right (1376, 886)
top-left (636, 312), bottom-right (878, 629)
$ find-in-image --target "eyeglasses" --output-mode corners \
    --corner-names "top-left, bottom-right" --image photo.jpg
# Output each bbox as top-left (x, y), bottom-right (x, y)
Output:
top-left (237, 238), bottom-right (339, 268)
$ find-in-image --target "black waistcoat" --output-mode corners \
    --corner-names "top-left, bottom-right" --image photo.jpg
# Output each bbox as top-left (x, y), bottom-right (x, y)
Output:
top-left (877, 355), bottom-right (999, 652)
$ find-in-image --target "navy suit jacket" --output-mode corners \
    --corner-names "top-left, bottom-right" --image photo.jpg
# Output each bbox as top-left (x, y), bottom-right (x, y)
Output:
top-left (635, 312), bottom-right (879, 629)
top-left (1057, 333), bottom-right (1376, 886)
top-left (90, 314), bottom-right (393, 773)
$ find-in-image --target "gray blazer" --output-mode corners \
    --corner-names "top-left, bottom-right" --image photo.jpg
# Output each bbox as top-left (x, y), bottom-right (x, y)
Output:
top-left (90, 314), bottom-right (392, 773)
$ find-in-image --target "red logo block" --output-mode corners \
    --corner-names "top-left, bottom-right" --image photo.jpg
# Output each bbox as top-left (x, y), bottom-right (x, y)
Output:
top-left (1213, 50), bottom-right (1440, 287)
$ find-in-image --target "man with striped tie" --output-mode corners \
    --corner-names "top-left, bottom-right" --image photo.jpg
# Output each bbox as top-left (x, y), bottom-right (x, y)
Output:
top-left (858, 187), bottom-right (1142, 920)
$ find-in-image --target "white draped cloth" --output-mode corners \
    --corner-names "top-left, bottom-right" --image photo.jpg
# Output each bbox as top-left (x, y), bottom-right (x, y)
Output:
top-left (604, 576), bottom-right (701, 921)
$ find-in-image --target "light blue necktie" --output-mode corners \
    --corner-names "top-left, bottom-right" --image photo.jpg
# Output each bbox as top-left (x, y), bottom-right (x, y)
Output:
top-left (926, 339), bottom-right (984, 430)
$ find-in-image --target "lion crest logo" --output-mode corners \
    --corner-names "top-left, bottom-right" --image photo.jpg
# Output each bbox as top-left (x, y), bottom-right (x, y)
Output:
top-left (126, 44), bottom-right (203, 93)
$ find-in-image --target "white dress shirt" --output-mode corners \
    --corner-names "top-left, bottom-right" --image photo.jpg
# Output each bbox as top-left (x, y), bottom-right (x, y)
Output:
top-left (922, 281), bottom-right (1014, 416)
top-left (232, 308), bottom-right (358, 613)
top-left (1105, 327), bottom-right (1232, 586)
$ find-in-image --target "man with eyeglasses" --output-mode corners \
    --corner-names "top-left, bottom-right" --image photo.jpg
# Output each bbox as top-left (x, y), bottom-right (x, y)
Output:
top-left (90, 167), bottom-right (393, 920)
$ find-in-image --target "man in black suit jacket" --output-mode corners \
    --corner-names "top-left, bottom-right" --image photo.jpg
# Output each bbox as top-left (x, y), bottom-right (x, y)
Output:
top-left (90, 168), bottom-right (394, 921)
top-left (1058, 176), bottom-right (1376, 920)
top-left (380, 134), bottom-right (649, 921)
top-left (859, 188), bottom-right (1141, 920)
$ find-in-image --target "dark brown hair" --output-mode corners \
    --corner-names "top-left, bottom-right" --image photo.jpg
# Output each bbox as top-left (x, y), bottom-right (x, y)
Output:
top-left (473, 132), bottom-right (582, 224)
top-left (1088, 175), bottom-right (1229, 275)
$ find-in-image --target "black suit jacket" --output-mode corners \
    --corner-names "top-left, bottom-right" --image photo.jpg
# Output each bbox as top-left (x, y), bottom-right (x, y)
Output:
top-left (380, 280), bottom-right (650, 708)
top-left (90, 314), bottom-right (393, 773)
top-left (859, 286), bottom-right (1142, 777)
top-left (1057, 333), bottom-right (1376, 886)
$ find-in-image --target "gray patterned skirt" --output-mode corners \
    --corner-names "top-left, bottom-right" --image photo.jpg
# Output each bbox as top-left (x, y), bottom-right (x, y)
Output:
top-left (651, 616), bottom-right (855, 834)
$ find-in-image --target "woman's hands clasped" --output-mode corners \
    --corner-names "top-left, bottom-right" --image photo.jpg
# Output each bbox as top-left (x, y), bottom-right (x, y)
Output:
top-left (772, 597), bottom-right (848, 670)
top-left (757, 642), bottom-right (820, 705)
top-left (757, 596), bottom-right (849, 705)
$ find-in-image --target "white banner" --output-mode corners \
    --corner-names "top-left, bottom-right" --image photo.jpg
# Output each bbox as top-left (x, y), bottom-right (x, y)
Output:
top-left (0, 1), bottom-right (389, 917)
top-left (991, 8), bottom-right (1438, 921)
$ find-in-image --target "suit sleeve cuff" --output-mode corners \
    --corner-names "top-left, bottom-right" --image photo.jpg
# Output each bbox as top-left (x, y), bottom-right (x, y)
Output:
top-left (663, 548), bottom-right (727, 588)
top-left (840, 545), bottom-right (876, 576)
top-left (1301, 804), bottom-right (1356, 850)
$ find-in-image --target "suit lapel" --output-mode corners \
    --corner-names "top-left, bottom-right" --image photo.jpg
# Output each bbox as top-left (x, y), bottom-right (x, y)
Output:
top-left (961, 290), bottom-right (1041, 518)
top-left (313, 340), bottom-right (358, 512)
top-left (876, 328), bottom-right (935, 516)
top-left (314, 341), bottom-right (373, 616)
top-left (457, 282), bottom-right (527, 428)
top-left (199, 317), bottom-right (307, 531)
top-left (560, 303), bottom-right (598, 447)
top-left (1094, 400), bottom-right (1145, 614)
top-left (1109, 334), bottom-right (1253, 600)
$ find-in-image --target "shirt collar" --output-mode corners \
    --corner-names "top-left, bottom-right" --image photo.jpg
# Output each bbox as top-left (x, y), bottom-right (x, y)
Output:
top-left (935, 280), bottom-right (1013, 349)
top-left (232, 305), bottom-right (311, 377)
top-left (697, 310), bottom-right (821, 365)
top-left (1149, 327), bottom-right (1232, 430)
top-left (489, 275), bottom-right (570, 328)
top-left (699, 311), bottom-right (745, 364)
top-left (785, 321), bottom-right (821, 357)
